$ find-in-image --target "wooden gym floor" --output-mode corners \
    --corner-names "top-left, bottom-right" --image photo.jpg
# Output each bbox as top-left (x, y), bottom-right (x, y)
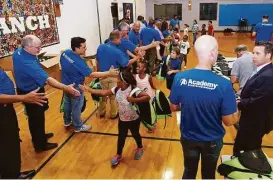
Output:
top-left (16, 33), bottom-right (273, 179)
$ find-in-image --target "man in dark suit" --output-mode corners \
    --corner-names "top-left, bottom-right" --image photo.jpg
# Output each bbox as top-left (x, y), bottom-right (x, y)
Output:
top-left (234, 41), bottom-right (273, 155)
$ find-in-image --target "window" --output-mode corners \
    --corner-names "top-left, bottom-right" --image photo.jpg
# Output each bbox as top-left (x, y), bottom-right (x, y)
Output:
top-left (200, 3), bottom-right (217, 20)
top-left (154, 4), bottom-right (182, 20)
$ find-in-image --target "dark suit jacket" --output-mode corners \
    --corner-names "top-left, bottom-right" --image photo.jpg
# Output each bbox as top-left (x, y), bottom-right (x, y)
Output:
top-left (238, 63), bottom-right (273, 135)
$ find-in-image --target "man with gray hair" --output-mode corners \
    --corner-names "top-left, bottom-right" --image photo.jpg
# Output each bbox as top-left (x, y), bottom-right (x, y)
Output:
top-left (13, 35), bottom-right (80, 152)
top-left (231, 44), bottom-right (255, 96)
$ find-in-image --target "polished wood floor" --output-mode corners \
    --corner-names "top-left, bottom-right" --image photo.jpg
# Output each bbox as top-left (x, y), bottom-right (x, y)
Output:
top-left (17, 32), bottom-right (273, 179)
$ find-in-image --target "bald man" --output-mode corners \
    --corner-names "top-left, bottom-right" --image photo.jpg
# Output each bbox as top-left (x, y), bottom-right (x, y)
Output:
top-left (169, 35), bottom-right (239, 179)
top-left (13, 35), bottom-right (80, 152)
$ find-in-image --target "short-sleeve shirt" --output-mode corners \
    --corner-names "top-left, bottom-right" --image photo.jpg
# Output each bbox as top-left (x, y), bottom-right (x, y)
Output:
top-left (180, 41), bottom-right (190, 54)
top-left (170, 19), bottom-right (180, 28)
top-left (231, 52), bottom-right (254, 95)
top-left (13, 48), bottom-right (49, 92)
top-left (165, 57), bottom-right (181, 79)
top-left (128, 29), bottom-right (140, 46)
top-left (169, 69), bottom-right (237, 142)
top-left (111, 86), bottom-right (140, 121)
top-left (0, 69), bottom-right (15, 95)
top-left (60, 49), bottom-right (92, 88)
top-left (140, 27), bottom-right (161, 46)
top-left (116, 38), bottom-right (137, 60)
top-left (208, 24), bottom-right (214, 36)
top-left (96, 41), bottom-right (128, 72)
top-left (192, 24), bottom-right (199, 33)
top-left (162, 30), bottom-right (170, 38)
top-left (254, 22), bottom-right (273, 42)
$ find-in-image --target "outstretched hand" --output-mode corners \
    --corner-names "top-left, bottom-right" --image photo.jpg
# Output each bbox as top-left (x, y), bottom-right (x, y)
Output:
top-left (65, 83), bottom-right (80, 97)
top-left (108, 66), bottom-right (119, 77)
top-left (79, 84), bottom-right (88, 92)
top-left (23, 88), bottom-right (47, 106)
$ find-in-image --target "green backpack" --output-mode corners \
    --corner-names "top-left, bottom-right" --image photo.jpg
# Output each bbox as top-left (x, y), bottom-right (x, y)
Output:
top-left (156, 55), bottom-right (171, 80)
top-left (128, 87), bottom-right (157, 129)
top-left (218, 149), bottom-right (273, 179)
top-left (88, 78), bottom-right (102, 104)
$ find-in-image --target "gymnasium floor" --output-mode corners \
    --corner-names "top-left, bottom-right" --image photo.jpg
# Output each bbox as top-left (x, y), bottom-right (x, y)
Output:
top-left (17, 32), bottom-right (273, 179)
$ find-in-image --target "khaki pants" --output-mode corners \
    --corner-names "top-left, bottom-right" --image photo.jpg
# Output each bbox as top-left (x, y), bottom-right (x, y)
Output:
top-left (98, 77), bottom-right (118, 117)
top-left (144, 47), bottom-right (157, 74)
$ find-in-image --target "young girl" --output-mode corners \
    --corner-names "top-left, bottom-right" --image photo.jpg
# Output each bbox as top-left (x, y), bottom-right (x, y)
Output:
top-left (165, 48), bottom-right (181, 90)
top-left (79, 70), bottom-right (150, 166)
top-left (180, 35), bottom-right (190, 69)
top-left (192, 19), bottom-right (199, 44)
top-left (201, 24), bottom-right (206, 36)
top-left (183, 24), bottom-right (189, 36)
top-left (136, 61), bottom-right (156, 133)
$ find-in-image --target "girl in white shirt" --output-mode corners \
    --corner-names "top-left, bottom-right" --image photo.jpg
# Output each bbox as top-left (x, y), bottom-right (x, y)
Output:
top-left (79, 70), bottom-right (150, 166)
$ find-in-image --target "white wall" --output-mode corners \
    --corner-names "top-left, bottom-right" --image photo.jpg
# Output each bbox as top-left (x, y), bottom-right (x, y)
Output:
top-left (43, 0), bottom-right (101, 56)
top-left (97, 0), bottom-right (137, 42)
top-left (43, 0), bottom-right (146, 55)
top-left (146, 0), bottom-right (273, 31)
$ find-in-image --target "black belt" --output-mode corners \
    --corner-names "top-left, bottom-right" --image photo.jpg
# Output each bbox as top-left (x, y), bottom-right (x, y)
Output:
top-left (0, 103), bottom-right (13, 108)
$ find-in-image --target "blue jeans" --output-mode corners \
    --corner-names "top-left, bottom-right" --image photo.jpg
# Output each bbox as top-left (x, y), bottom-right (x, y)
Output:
top-left (63, 92), bottom-right (84, 129)
top-left (180, 137), bottom-right (223, 179)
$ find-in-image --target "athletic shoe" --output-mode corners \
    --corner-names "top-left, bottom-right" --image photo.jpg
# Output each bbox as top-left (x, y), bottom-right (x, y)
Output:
top-left (74, 124), bottom-right (91, 132)
top-left (134, 148), bottom-right (143, 160)
top-left (64, 122), bottom-right (72, 127)
top-left (184, 66), bottom-right (187, 69)
top-left (111, 154), bottom-right (122, 165)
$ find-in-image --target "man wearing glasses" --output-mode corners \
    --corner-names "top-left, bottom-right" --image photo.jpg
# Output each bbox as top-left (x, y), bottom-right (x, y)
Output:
top-left (12, 35), bottom-right (80, 152)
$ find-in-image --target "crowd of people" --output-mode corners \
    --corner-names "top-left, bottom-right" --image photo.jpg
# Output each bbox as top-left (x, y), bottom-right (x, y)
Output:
top-left (0, 13), bottom-right (273, 179)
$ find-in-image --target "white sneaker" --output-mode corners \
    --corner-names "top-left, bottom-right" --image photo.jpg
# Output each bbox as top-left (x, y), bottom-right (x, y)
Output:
top-left (74, 124), bottom-right (92, 132)
top-left (184, 66), bottom-right (187, 69)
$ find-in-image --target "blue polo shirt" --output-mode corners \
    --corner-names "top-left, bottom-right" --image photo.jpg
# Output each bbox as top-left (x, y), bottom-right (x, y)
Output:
top-left (140, 27), bottom-right (161, 46)
top-left (60, 50), bottom-right (92, 88)
top-left (116, 38), bottom-right (137, 60)
top-left (12, 48), bottom-right (49, 92)
top-left (0, 69), bottom-right (15, 95)
top-left (169, 69), bottom-right (237, 142)
top-left (96, 41), bottom-right (128, 72)
top-left (128, 29), bottom-right (140, 46)
top-left (162, 30), bottom-right (170, 38)
top-left (164, 57), bottom-right (181, 79)
top-left (254, 22), bottom-right (273, 42)
top-left (170, 18), bottom-right (180, 28)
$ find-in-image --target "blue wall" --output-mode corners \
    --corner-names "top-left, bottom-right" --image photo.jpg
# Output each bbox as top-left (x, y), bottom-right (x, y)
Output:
top-left (219, 4), bottom-right (273, 26)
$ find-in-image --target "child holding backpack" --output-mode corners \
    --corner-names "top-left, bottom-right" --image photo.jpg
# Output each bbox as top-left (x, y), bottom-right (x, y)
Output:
top-left (136, 61), bottom-right (157, 132)
top-left (79, 70), bottom-right (150, 166)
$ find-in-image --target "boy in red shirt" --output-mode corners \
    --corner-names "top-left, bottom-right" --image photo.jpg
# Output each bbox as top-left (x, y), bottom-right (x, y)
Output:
top-left (208, 21), bottom-right (214, 36)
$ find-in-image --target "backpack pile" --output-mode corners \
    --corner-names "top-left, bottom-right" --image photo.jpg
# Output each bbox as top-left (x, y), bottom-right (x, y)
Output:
top-left (218, 149), bottom-right (273, 179)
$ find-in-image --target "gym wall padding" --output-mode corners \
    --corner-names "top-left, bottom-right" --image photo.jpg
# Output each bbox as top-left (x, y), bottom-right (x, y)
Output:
top-left (219, 4), bottom-right (273, 26)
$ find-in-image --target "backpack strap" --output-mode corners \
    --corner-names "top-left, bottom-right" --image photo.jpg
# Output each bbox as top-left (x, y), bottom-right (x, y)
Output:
top-left (166, 55), bottom-right (171, 65)
top-left (129, 87), bottom-right (144, 98)
top-left (114, 87), bottom-right (120, 95)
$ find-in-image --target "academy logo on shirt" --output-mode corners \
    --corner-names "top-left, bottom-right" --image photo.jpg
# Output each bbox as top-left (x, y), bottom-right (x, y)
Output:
top-left (63, 53), bottom-right (74, 63)
top-left (180, 78), bottom-right (218, 90)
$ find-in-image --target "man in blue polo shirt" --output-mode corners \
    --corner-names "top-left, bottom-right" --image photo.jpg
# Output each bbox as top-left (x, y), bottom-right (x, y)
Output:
top-left (13, 35), bottom-right (80, 152)
top-left (96, 31), bottom-right (143, 119)
top-left (170, 14), bottom-right (180, 30)
top-left (60, 37), bottom-right (118, 131)
top-left (252, 15), bottom-right (273, 42)
top-left (140, 18), bottom-right (161, 74)
top-left (0, 68), bottom-right (47, 179)
top-left (169, 35), bottom-right (239, 179)
top-left (129, 22), bottom-right (141, 46)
